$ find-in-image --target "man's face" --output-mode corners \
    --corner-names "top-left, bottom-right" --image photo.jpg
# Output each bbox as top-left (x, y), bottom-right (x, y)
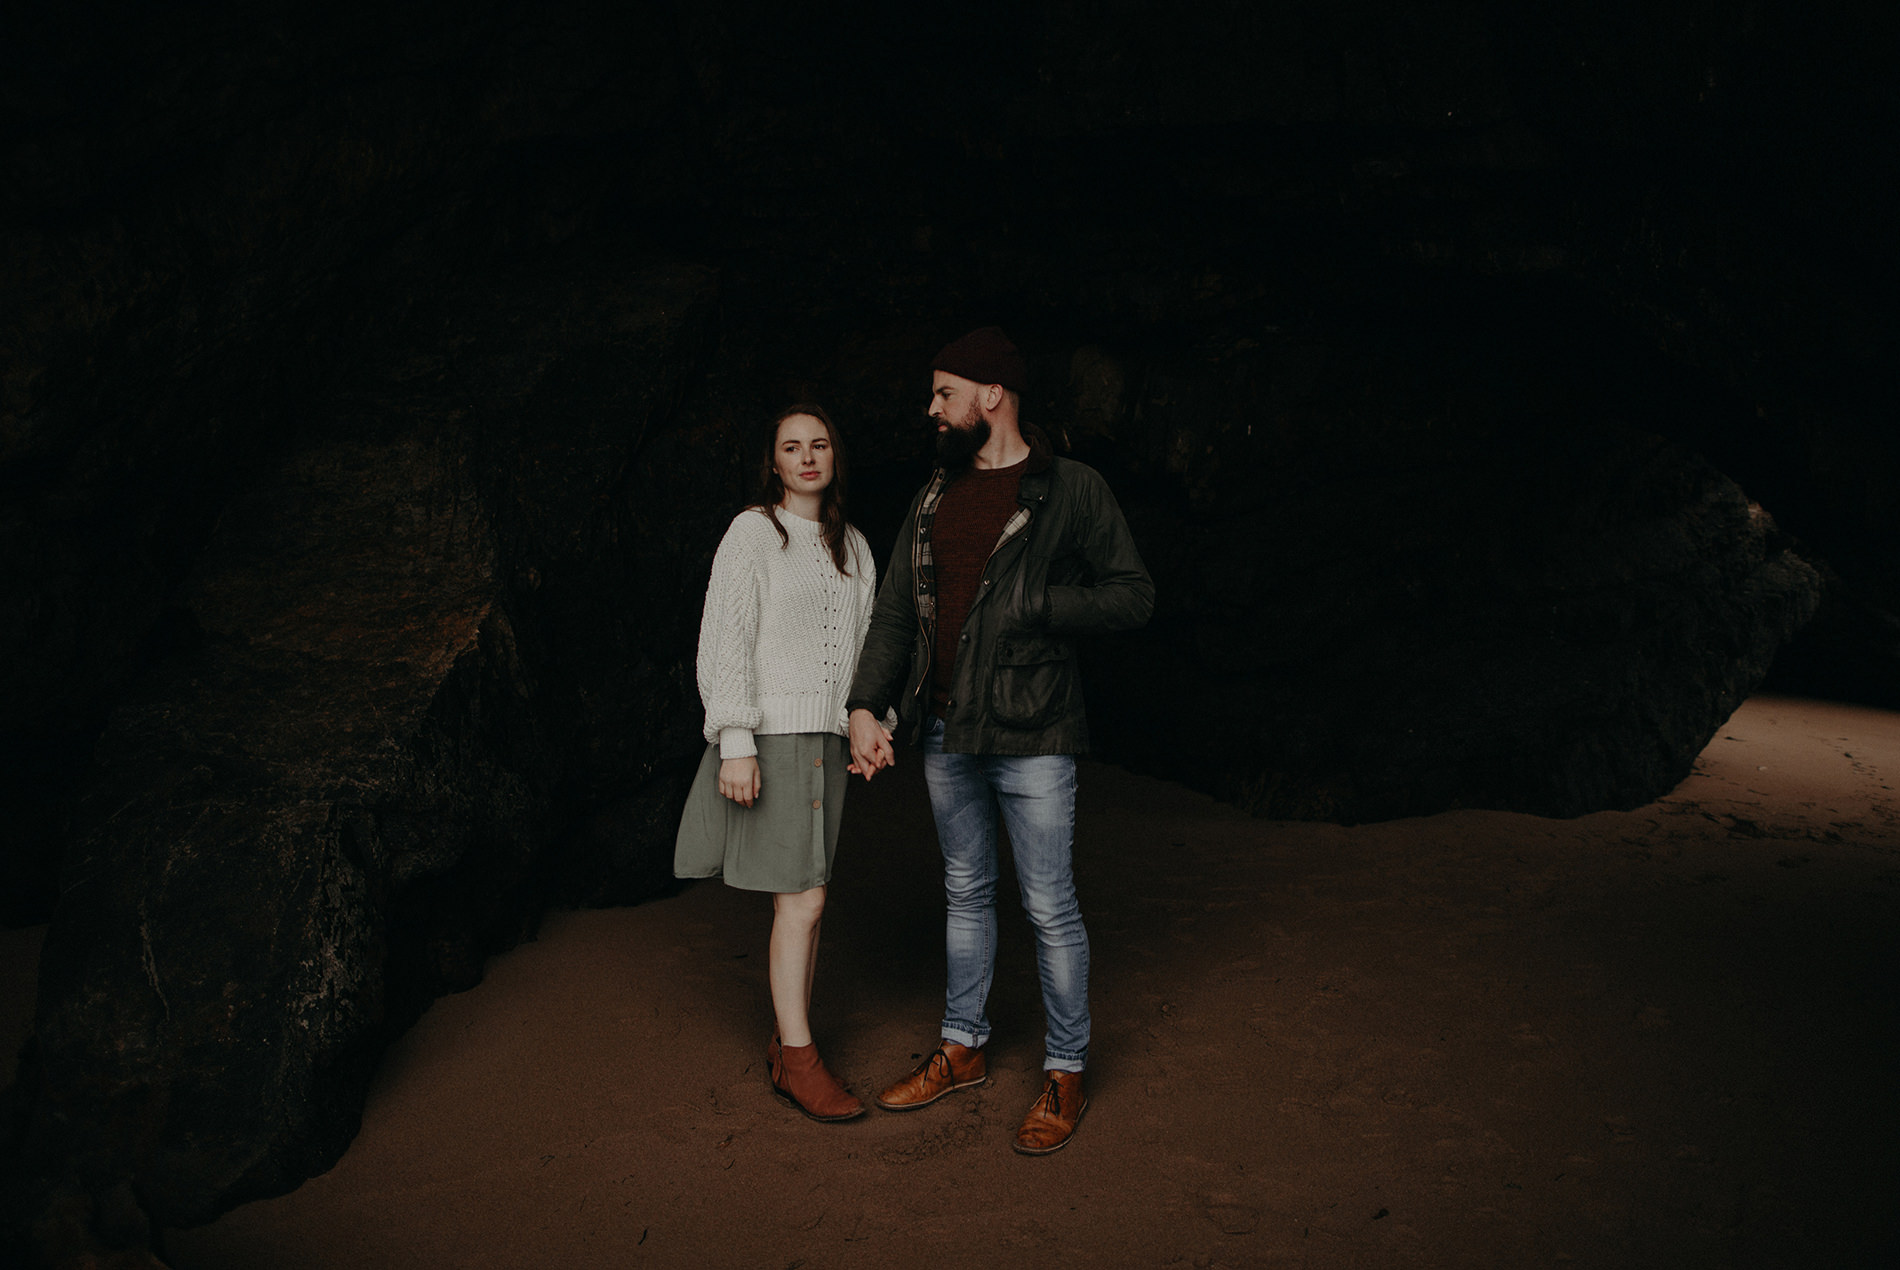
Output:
top-left (931, 370), bottom-right (990, 467)
top-left (930, 370), bottom-right (986, 427)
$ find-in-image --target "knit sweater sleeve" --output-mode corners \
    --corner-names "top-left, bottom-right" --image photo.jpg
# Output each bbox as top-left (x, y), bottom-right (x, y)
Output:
top-left (696, 512), bottom-right (767, 759)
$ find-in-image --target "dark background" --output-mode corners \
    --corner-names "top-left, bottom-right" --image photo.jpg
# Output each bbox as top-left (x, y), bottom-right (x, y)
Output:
top-left (2, 0), bottom-right (1895, 1262)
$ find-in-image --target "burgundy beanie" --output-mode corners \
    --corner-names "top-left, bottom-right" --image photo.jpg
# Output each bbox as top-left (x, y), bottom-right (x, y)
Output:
top-left (931, 326), bottom-right (1027, 394)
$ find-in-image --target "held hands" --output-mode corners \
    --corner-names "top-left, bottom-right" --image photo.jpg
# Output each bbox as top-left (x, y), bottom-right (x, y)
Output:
top-left (846, 708), bottom-right (896, 781)
top-left (717, 756), bottom-right (761, 807)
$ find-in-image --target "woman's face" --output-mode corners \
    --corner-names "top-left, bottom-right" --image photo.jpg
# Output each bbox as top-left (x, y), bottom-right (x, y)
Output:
top-left (774, 413), bottom-right (835, 499)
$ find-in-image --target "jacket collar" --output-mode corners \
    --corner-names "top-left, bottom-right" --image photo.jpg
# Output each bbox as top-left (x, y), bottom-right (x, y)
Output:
top-left (1020, 422), bottom-right (1055, 476)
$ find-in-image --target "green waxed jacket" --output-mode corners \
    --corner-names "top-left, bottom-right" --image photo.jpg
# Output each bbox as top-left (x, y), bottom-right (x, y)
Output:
top-left (845, 424), bottom-right (1155, 755)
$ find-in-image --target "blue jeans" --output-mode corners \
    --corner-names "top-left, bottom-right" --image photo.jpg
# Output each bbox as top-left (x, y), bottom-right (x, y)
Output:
top-left (920, 716), bottom-right (1090, 1073)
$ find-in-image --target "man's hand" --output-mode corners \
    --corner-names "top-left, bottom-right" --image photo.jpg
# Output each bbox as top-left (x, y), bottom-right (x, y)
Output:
top-left (717, 755), bottom-right (761, 807)
top-left (847, 708), bottom-right (895, 780)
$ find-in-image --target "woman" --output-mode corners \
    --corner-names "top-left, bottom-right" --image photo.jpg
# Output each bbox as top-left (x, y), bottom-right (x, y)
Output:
top-left (674, 404), bottom-right (878, 1122)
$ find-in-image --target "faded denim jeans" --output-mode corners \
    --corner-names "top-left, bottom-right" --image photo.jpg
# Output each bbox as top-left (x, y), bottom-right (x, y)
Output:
top-left (920, 716), bottom-right (1090, 1073)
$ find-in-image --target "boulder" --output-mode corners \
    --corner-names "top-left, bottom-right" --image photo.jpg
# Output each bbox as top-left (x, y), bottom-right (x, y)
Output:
top-left (3, 252), bottom-right (719, 1255)
top-left (1094, 399), bottom-right (1822, 819)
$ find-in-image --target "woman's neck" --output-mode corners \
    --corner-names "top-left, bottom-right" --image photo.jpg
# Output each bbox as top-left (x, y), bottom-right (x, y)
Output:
top-left (779, 490), bottom-right (823, 523)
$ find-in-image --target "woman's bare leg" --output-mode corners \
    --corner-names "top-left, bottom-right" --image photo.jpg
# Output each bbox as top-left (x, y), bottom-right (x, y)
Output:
top-left (769, 886), bottom-right (826, 1047)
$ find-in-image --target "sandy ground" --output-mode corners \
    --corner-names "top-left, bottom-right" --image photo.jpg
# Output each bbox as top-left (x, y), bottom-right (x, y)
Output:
top-left (7, 695), bottom-right (1898, 1268)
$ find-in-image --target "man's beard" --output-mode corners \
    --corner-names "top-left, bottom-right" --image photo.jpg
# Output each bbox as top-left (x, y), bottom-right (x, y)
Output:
top-left (934, 414), bottom-right (991, 470)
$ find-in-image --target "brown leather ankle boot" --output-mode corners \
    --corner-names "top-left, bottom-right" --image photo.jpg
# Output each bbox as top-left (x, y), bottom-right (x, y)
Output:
top-left (770, 1040), bottom-right (865, 1122)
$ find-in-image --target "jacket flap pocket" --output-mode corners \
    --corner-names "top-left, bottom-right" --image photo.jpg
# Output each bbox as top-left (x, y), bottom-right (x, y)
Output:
top-left (996, 637), bottom-right (1070, 666)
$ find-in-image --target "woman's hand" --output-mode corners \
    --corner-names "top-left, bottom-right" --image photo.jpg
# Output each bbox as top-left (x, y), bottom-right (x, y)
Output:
top-left (847, 708), bottom-right (895, 780)
top-left (718, 756), bottom-right (761, 807)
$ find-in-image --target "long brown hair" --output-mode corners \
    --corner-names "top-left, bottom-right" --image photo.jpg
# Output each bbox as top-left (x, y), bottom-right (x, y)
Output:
top-left (756, 403), bottom-right (854, 576)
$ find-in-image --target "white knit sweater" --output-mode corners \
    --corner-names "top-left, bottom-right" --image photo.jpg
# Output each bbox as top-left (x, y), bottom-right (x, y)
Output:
top-left (695, 507), bottom-right (879, 759)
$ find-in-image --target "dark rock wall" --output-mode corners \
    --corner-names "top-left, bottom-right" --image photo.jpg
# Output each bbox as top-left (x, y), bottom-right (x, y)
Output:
top-left (0, 0), bottom-right (1891, 1261)
top-left (1088, 337), bottom-right (1820, 818)
top-left (6, 242), bottom-right (722, 1251)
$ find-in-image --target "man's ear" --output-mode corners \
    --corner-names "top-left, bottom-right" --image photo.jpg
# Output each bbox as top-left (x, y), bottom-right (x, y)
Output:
top-left (981, 382), bottom-right (1003, 411)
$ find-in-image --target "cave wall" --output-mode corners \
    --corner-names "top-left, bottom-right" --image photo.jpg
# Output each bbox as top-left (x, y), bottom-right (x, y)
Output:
top-left (1, 0), bottom-right (1892, 1262)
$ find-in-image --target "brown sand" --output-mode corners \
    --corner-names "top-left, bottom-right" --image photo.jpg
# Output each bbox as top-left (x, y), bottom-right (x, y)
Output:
top-left (10, 695), bottom-right (1898, 1267)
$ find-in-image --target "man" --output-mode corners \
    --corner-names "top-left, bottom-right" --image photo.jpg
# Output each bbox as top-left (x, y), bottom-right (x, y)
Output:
top-left (846, 325), bottom-right (1154, 1154)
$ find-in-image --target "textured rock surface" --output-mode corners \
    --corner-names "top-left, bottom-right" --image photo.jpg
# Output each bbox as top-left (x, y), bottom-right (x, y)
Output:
top-left (1082, 340), bottom-right (1822, 818)
top-left (25, 433), bottom-right (514, 1226)
top-left (0, 0), bottom-right (1888, 1263)
top-left (2, 249), bottom-right (722, 1257)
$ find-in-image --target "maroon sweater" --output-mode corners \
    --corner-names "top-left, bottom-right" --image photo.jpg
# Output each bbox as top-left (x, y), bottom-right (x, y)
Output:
top-left (929, 459), bottom-right (1027, 714)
